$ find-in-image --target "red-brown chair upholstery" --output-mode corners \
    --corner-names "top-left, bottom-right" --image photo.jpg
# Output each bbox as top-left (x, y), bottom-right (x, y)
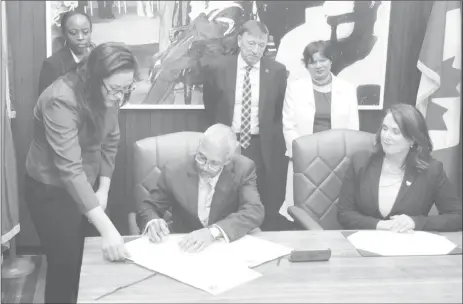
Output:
top-left (131, 132), bottom-right (203, 232)
top-left (288, 129), bottom-right (375, 230)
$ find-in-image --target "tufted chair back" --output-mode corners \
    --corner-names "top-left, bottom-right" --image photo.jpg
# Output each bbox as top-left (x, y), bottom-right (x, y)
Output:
top-left (133, 132), bottom-right (203, 225)
top-left (291, 129), bottom-right (375, 230)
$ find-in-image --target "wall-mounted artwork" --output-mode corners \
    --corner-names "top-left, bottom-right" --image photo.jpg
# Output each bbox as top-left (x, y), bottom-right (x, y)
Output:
top-left (45, 1), bottom-right (250, 109)
top-left (45, 1), bottom-right (390, 110)
top-left (45, 1), bottom-right (199, 108)
top-left (276, 1), bottom-right (392, 110)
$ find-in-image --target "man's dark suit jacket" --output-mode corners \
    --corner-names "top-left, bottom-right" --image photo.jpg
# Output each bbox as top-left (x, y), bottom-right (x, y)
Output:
top-left (337, 150), bottom-right (462, 232)
top-left (38, 47), bottom-right (77, 96)
top-left (202, 55), bottom-right (288, 219)
top-left (137, 154), bottom-right (265, 241)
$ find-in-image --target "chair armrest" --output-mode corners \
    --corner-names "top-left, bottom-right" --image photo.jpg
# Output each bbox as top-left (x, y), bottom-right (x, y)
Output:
top-left (128, 212), bottom-right (141, 235)
top-left (288, 206), bottom-right (324, 230)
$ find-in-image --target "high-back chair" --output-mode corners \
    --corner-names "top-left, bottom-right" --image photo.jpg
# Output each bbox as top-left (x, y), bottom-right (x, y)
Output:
top-left (288, 129), bottom-right (375, 230)
top-left (131, 132), bottom-right (203, 232)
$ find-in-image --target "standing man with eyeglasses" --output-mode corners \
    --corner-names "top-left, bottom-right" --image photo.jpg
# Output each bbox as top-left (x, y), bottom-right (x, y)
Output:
top-left (137, 124), bottom-right (264, 251)
top-left (202, 20), bottom-right (291, 231)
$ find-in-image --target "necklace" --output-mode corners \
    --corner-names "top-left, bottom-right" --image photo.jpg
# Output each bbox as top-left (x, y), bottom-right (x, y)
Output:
top-left (383, 162), bottom-right (404, 175)
top-left (379, 178), bottom-right (402, 187)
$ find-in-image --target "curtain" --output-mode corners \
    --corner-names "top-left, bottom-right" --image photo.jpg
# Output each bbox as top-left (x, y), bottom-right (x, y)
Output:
top-left (1, 0), bottom-right (20, 248)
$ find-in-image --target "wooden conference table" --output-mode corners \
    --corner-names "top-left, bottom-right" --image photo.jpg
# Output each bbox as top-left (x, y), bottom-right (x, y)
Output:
top-left (78, 231), bottom-right (462, 303)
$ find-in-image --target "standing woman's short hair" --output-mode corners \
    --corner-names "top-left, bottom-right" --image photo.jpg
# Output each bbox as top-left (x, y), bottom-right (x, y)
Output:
top-left (301, 40), bottom-right (334, 68)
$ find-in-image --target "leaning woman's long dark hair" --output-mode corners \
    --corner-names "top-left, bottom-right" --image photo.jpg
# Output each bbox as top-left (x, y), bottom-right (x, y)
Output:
top-left (374, 103), bottom-right (434, 172)
top-left (73, 42), bottom-right (139, 133)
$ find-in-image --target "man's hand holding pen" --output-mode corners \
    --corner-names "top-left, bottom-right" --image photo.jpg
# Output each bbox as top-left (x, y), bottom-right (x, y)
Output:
top-left (144, 220), bottom-right (216, 253)
top-left (144, 219), bottom-right (171, 242)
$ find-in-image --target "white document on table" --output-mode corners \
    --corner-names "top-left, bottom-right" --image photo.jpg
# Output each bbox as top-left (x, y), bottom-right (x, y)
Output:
top-left (125, 236), bottom-right (263, 295)
top-left (347, 230), bottom-right (458, 256)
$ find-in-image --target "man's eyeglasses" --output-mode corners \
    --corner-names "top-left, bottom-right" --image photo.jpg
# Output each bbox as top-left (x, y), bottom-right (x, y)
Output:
top-left (194, 153), bottom-right (222, 172)
top-left (102, 81), bottom-right (136, 98)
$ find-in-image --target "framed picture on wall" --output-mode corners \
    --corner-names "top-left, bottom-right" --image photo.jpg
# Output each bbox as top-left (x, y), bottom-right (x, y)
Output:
top-left (45, 1), bottom-right (202, 109)
top-left (276, 1), bottom-right (392, 110)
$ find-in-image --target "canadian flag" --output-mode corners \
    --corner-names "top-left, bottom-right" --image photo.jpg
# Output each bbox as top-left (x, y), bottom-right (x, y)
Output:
top-left (416, 1), bottom-right (461, 196)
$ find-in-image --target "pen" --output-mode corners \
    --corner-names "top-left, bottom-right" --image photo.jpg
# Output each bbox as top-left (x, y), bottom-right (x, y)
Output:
top-left (142, 220), bottom-right (174, 236)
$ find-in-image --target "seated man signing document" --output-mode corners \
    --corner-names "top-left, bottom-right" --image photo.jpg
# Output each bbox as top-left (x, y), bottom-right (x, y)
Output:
top-left (137, 124), bottom-right (265, 252)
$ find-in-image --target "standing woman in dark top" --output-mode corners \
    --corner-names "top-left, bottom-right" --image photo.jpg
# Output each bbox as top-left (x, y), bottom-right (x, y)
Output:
top-left (25, 42), bottom-right (138, 304)
top-left (280, 40), bottom-right (359, 220)
top-left (39, 11), bottom-right (95, 95)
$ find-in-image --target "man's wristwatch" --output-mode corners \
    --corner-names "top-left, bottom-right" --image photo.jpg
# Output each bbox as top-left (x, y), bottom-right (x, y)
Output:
top-left (208, 225), bottom-right (223, 241)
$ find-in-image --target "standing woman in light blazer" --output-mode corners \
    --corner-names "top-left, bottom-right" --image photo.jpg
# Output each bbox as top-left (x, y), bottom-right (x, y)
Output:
top-left (279, 40), bottom-right (360, 221)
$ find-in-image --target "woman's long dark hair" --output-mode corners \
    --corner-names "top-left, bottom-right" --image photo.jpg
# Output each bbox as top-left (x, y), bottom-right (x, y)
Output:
top-left (73, 42), bottom-right (139, 135)
top-left (374, 103), bottom-right (433, 172)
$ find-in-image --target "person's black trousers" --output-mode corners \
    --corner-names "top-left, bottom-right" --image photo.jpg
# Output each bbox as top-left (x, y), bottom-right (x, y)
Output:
top-left (24, 175), bottom-right (97, 303)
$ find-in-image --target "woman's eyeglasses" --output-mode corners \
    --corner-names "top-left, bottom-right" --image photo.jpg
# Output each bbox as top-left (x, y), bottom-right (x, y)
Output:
top-left (102, 81), bottom-right (136, 98)
top-left (194, 153), bottom-right (222, 172)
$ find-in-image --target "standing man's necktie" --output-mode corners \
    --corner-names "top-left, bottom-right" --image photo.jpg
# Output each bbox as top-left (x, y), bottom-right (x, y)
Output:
top-left (240, 65), bottom-right (253, 149)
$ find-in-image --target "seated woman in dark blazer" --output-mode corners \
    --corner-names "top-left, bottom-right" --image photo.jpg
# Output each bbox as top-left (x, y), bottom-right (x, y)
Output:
top-left (337, 103), bottom-right (462, 232)
top-left (39, 11), bottom-right (94, 95)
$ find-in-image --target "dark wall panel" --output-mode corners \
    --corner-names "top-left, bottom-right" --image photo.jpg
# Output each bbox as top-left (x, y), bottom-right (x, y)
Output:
top-left (7, 1), bottom-right (46, 248)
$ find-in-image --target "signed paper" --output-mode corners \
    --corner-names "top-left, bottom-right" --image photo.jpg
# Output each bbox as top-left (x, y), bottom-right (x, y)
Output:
top-left (125, 236), bottom-right (261, 295)
top-left (125, 234), bottom-right (292, 295)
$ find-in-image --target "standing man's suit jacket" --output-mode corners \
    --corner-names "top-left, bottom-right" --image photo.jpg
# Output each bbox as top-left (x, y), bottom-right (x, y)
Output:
top-left (338, 150), bottom-right (462, 232)
top-left (38, 47), bottom-right (77, 96)
top-left (138, 154), bottom-right (265, 241)
top-left (202, 54), bottom-right (289, 215)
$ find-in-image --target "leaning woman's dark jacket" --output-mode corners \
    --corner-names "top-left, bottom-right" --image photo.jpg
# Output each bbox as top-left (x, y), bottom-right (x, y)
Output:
top-left (337, 150), bottom-right (462, 232)
top-left (26, 65), bottom-right (120, 214)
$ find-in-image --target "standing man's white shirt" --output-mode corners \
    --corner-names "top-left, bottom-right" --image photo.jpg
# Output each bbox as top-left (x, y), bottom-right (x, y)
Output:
top-left (232, 53), bottom-right (261, 135)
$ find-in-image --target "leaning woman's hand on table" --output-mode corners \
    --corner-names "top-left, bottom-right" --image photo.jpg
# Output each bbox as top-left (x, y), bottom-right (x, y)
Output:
top-left (101, 230), bottom-right (129, 262)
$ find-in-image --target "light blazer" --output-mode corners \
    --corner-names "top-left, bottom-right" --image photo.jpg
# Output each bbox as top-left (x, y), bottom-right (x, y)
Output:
top-left (282, 73), bottom-right (359, 157)
top-left (137, 154), bottom-right (265, 241)
top-left (337, 150), bottom-right (462, 232)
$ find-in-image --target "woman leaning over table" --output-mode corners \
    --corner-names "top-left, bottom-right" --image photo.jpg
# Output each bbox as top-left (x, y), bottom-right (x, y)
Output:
top-left (337, 103), bottom-right (462, 232)
top-left (280, 40), bottom-right (359, 221)
top-left (25, 42), bottom-right (138, 304)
